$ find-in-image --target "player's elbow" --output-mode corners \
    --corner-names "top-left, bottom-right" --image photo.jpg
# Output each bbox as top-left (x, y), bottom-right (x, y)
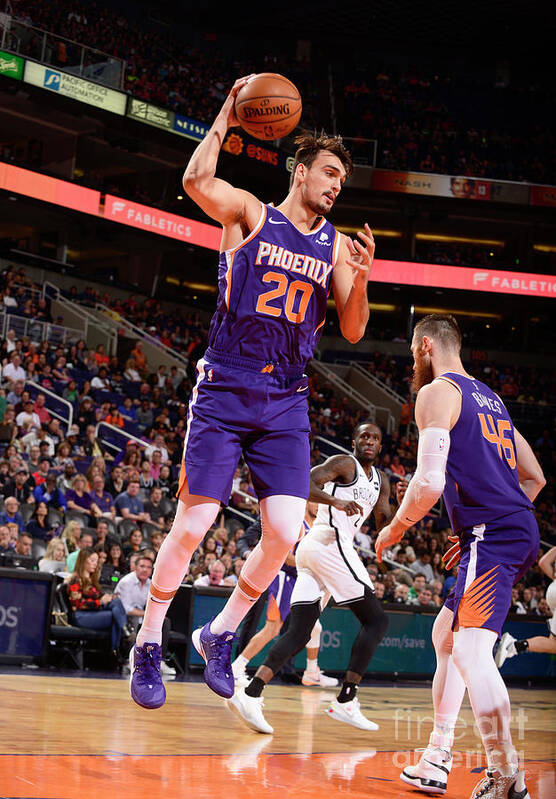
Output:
top-left (416, 471), bottom-right (445, 509)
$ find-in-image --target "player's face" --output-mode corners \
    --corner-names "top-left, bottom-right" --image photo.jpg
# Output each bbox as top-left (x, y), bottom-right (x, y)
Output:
top-left (300, 152), bottom-right (346, 216)
top-left (411, 336), bottom-right (433, 392)
top-left (353, 424), bottom-right (382, 463)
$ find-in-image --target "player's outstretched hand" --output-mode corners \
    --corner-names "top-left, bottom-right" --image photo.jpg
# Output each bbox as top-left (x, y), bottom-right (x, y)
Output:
top-left (442, 535), bottom-right (461, 570)
top-left (374, 522), bottom-right (404, 563)
top-left (333, 498), bottom-right (363, 517)
top-left (346, 223), bottom-right (375, 286)
top-left (221, 75), bottom-right (257, 128)
top-left (395, 478), bottom-right (408, 504)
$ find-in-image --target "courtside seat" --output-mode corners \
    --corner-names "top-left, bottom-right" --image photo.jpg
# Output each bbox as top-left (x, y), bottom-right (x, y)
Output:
top-left (49, 582), bottom-right (110, 669)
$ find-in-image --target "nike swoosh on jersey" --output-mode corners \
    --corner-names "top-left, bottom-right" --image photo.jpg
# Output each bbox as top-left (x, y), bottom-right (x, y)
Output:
top-left (269, 218), bottom-right (287, 224)
top-left (296, 385), bottom-right (308, 392)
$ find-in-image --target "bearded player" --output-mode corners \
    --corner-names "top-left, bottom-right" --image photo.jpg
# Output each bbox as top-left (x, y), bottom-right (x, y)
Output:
top-left (129, 75), bottom-right (375, 709)
top-left (228, 422), bottom-right (397, 734)
top-left (376, 314), bottom-right (545, 799)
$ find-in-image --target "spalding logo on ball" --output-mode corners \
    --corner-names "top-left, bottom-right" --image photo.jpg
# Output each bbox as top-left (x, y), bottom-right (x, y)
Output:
top-left (235, 73), bottom-right (302, 141)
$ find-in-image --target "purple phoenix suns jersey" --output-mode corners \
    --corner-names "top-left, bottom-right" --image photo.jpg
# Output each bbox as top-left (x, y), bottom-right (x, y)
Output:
top-left (437, 372), bottom-right (533, 533)
top-left (208, 203), bottom-right (340, 366)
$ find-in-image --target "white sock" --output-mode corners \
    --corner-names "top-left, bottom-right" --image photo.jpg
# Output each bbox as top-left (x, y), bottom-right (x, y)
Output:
top-left (233, 654), bottom-right (249, 672)
top-left (429, 606), bottom-right (466, 750)
top-left (210, 495), bottom-right (305, 635)
top-left (137, 497), bottom-right (218, 647)
top-left (306, 657), bottom-right (318, 673)
top-left (452, 627), bottom-right (518, 777)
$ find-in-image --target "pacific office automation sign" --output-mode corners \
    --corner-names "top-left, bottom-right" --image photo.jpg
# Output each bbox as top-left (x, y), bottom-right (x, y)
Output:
top-left (24, 61), bottom-right (126, 115)
top-left (104, 195), bottom-right (221, 250)
top-left (371, 261), bottom-right (556, 299)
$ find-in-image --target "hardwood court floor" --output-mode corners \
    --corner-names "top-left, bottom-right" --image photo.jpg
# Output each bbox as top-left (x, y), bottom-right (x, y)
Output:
top-left (1, 673), bottom-right (554, 798)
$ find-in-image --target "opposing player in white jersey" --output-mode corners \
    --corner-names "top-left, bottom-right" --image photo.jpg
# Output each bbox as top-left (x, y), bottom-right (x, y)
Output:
top-left (496, 545), bottom-right (556, 666)
top-left (227, 422), bottom-right (397, 734)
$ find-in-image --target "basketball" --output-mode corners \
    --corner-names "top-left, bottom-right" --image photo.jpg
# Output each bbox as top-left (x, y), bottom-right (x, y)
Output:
top-left (234, 73), bottom-right (302, 141)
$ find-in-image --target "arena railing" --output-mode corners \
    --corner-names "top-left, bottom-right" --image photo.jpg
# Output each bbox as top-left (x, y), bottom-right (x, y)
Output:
top-left (0, 311), bottom-right (85, 350)
top-left (24, 380), bottom-right (73, 431)
top-left (93, 302), bottom-right (189, 375)
top-left (42, 282), bottom-right (117, 355)
top-left (1, 16), bottom-right (126, 89)
top-left (95, 422), bottom-right (148, 458)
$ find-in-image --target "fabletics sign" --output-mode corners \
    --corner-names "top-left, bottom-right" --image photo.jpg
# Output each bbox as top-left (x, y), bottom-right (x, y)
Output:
top-left (24, 61), bottom-right (126, 115)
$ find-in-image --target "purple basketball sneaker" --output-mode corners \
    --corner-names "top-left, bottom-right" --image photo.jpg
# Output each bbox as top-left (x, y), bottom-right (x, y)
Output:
top-left (129, 642), bottom-right (166, 709)
top-left (192, 622), bottom-right (236, 698)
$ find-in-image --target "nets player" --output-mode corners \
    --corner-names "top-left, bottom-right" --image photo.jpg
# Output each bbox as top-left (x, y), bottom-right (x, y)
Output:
top-left (130, 76), bottom-right (375, 709)
top-left (227, 422), bottom-right (396, 734)
top-left (495, 545), bottom-right (556, 667)
top-left (375, 314), bottom-right (545, 799)
top-left (232, 501), bottom-right (338, 688)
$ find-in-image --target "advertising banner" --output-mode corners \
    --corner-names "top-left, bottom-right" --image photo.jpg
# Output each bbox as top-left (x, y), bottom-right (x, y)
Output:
top-left (0, 162), bottom-right (101, 215)
top-left (222, 129), bottom-right (292, 172)
top-left (529, 184), bottom-right (556, 207)
top-left (104, 194), bottom-right (221, 250)
top-left (0, 49), bottom-right (24, 80)
top-left (189, 593), bottom-right (552, 677)
top-left (371, 260), bottom-right (556, 299)
top-left (127, 98), bottom-right (174, 130)
top-left (173, 113), bottom-right (211, 142)
top-left (23, 61), bottom-right (126, 114)
top-left (0, 573), bottom-right (52, 659)
top-left (371, 169), bottom-right (529, 205)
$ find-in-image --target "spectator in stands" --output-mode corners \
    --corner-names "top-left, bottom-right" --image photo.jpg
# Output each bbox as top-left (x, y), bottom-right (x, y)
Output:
top-left (89, 474), bottom-right (116, 521)
top-left (0, 496), bottom-right (25, 531)
top-left (33, 394), bottom-right (51, 425)
top-left (0, 408), bottom-right (17, 446)
top-left (136, 399), bottom-right (154, 433)
top-left (105, 406), bottom-right (124, 428)
top-left (14, 532), bottom-right (33, 557)
top-left (131, 342), bottom-right (147, 375)
top-left (33, 471), bottom-right (67, 510)
top-left (66, 473), bottom-right (95, 521)
top-left (407, 573), bottom-right (427, 603)
top-left (139, 459), bottom-right (154, 496)
top-left (4, 466), bottom-right (34, 504)
top-left (115, 477), bottom-right (149, 525)
top-left (144, 486), bottom-right (165, 530)
top-left (123, 527), bottom-right (144, 563)
top-left (16, 399), bottom-right (40, 431)
top-left (66, 530), bottom-right (95, 573)
top-left (374, 581), bottom-right (385, 601)
top-left (0, 524), bottom-right (12, 553)
top-left (38, 538), bottom-right (66, 573)
top-left (124, 359), bottom-right (141, 382)
top-left (101, 541), bottom-right (126, 585)
top-left (95, 519), bottom-right (111, 550)
top-left (149, 449), bottom-right (163, 480)
top-left (122, 444), bottom-right (142, 476)
top-left (410, 549), bottom-right (435, 583)
top-left (106, 464), bottom-right (126, 498)
top-left (26, 501), bottom-right (52, 551)
top-left (3, 353), bottom-right (26, 384)
top-left (66, 548), bottom-right (126, 659)
top-left (417, 587), bottom-right (436, 608)
top-left (194, 559), bottom-right (234, 587)
top-left (60, 519), bottom-right (81, 557)
top-left (114, 554), bottom-right (175, 676)
top-left (91, 367), bottom-right (111, 391)
top-left (394, 583), bottom-right (410, 603)
top-left (150, 529), bottom-right (164, 558)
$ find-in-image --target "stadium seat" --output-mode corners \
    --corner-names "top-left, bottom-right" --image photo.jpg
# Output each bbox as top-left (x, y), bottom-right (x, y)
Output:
top-left (49, 582), bottom-right (110, 670)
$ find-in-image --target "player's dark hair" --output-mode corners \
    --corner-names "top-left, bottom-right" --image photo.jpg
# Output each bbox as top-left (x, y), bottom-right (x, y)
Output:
top-left (289, 131), bottom-right (353, 188)
top-left (413, 313), bottom-right (462, 353)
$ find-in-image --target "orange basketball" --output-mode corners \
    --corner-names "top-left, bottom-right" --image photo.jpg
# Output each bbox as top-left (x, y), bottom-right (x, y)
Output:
top-left (235, 73), bottom-right (302, 141)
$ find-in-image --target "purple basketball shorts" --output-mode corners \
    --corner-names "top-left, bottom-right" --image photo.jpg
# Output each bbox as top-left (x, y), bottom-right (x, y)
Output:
top-left (444, 509), bottom-right (539, 636)
top-left (178, 348), bottom-right (310, 504)
top-left (267, 569), bottom-right (297, 622)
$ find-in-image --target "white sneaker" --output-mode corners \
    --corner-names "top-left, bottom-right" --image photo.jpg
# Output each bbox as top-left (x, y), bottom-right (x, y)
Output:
top-left (495, 633), bottom-right (518, 669)
top-left (400, 746), bottom-right (452, 794)
top-left (160, 660), bottom-right (177, 678)
top-left (325, 697), bottom-right (379, 731)
top-left (235, 672), bottom-right (250, 688)
top-left (226, 688), bottom-right (274, 734)
top-left (302, 668), bottom-right (339, 688)
top-left (469, 769), bottom-right (529, 799)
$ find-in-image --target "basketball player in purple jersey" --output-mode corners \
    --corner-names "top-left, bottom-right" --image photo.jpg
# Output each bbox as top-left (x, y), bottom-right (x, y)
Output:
top-left (375, 314), bottom-right (545, 799)
top-left (129, 75), bottom-right (375, 708)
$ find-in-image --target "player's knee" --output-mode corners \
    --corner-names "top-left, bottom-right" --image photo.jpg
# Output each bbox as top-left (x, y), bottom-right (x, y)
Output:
top-left (432, 616), bottom-right (453, 656)
top-left (451, 632), bottom-right (476, 679)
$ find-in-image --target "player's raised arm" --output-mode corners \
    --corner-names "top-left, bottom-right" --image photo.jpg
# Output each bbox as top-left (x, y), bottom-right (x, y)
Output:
top-left (513, 427), bottom-right (546, 502)
top-left (375, 380), bottom-right (460, 561)
top-left (331, 226), bottom-right (374, 343)
top-left (182, 76), bottom-right (261, 229)
top-left (309, 455), bottom-right (362, 516)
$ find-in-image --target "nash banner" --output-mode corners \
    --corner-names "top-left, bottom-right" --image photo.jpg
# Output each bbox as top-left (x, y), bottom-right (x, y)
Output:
top-left (0, 49), bottom-right (24, 80)
top-left (23, 61), bottom-right (126, 114)
top-left (371, 169), bottom-right (529, 205)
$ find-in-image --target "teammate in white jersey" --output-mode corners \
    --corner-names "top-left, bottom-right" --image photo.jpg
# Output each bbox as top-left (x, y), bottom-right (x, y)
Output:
top-left (227, 422), bottom-right (401, 734)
